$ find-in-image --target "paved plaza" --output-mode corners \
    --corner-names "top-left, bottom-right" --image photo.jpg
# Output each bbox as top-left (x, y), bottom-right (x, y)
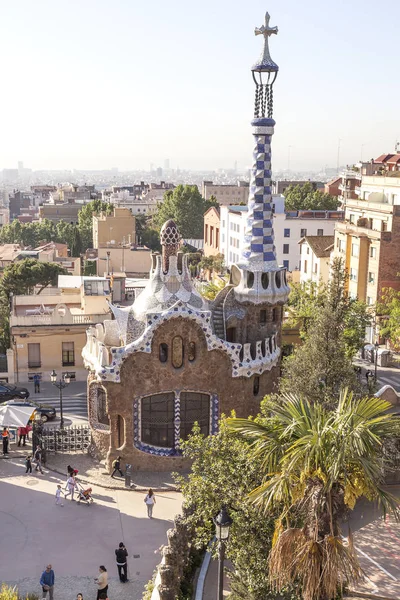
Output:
top-left (0, 448), bottom-right (182, 600)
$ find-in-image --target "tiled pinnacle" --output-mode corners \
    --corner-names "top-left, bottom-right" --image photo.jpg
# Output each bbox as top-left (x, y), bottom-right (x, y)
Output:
top-left (240, 117), bottom-right (277, 270)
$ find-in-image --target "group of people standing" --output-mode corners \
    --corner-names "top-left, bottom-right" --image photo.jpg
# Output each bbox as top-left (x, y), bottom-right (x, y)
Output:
top-left (39, 544), bottom-right (129, 600)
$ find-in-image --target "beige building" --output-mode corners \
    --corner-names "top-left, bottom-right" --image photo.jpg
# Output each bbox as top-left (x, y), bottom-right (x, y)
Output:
top-left (97, 246), bottom-right (152, 277)
top-left (10, 275), bottom-right (111, 383)
top-left (93, 207), bottom-right (136, 248)
top-left (299, 235), bottom-right (334, 285)
top-left (333, 174), bottom-right (400, 334)
top-left (202, 181), bottom-right (249, 206)
top-left (203, 207), bottom-right (221, 257)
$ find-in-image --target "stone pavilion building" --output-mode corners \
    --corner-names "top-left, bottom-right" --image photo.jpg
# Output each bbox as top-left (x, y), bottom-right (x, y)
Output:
top-left (82, 12), bottom-right (290, 471)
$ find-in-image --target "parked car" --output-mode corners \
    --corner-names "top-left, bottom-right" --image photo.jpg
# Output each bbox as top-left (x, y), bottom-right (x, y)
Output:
top-left (0, 399), bottom-right (56, 422)
top-left (0, 383), bottom-right (30, 401)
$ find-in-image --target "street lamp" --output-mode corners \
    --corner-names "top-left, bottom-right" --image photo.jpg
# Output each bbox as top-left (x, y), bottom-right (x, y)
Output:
top-left (213, 506), bottom-right (233, 600)
top-left (374, 341), bottom-right (379, 383)
top-left (50, 370), bottom-right (71, 429)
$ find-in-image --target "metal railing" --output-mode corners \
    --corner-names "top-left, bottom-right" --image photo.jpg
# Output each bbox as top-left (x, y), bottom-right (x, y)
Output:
top-left (33, 423), bottom-right (91, 455)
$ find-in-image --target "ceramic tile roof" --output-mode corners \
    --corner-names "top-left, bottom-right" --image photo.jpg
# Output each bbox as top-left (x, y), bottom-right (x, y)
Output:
top-left (300, 235), bottom-right (334, 258)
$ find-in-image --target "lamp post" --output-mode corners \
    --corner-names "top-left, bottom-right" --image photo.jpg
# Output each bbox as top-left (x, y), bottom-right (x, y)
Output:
top-left (50, 370), bottom-right (71, 429)
top-left (213, 506), bottom-right (232, 600)
top-left (374, 341), bottom-right (379, 383)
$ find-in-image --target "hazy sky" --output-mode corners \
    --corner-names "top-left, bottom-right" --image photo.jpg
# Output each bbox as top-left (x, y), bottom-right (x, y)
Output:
top-left (1, 0), bottom-right (399, 172)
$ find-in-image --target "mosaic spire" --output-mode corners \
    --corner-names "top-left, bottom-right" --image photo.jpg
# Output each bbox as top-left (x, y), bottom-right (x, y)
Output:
top-left (233, 12), bottom-right (289, 304)
top-left (240, 12), bottom-right (279, 272)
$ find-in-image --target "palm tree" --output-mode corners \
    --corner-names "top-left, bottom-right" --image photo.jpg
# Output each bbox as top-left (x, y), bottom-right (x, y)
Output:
top-left (227, 389), bottom-right (400, 600)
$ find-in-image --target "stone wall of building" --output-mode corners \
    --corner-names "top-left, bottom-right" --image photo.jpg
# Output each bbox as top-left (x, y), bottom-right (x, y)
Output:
top-left (91, 317), bottom-right (279, 471)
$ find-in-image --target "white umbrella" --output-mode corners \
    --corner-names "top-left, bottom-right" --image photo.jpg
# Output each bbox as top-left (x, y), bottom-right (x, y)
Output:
top-left (0, 405), bottom-right (36, 427)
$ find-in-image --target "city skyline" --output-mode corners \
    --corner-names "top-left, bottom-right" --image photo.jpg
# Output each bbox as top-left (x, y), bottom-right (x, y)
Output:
top-left (1, 0), bottom-right (399, 172)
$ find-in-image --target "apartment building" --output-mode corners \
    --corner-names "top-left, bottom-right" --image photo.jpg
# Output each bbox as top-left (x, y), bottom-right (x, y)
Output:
top-left (218, 198), bottom-right (341, 272)
top-left (202, 181), bottom-right (249, 205)
top-left (10, 275), bottom-right (111, 382)
top-left (333, 174), bottom-right (400, 308)
top-left (93, 207), bottom-right (136, 248)
top-left (299, 236), bottom-right (334, 285)
top-left (203, 207), bottom-right (221, 257)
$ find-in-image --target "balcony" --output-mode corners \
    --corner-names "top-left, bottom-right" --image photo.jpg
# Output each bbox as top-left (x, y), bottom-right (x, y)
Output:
top-left (335, 220), bottom-right (392, 241)
top-left (10, 312), bottom-right (111, 328)
top-left (342, 170), bottom-right (362, 180)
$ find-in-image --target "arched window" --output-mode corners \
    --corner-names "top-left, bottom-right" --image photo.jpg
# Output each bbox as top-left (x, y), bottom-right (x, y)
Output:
top-left (172, 336), bottom-right (184, 368)
top-left (272, 307), bottom-right (278, 322)
top-left (159, 343), bottom-right (168, 363)
top-left (247, 271), bottom-right (254, 288)
top-left (253, 376), bottom-right (260, 396)
top-left (117, 414), bottom-right (125, 447)
top-left (180, 392), bottom-right (210, 440)
top-left (188, 342), bottom-right (196, 362)
top-left (275, 271), bottom-right (281, 288)
top-left (261, 272), bottom-right (269, 289)
top-left (141, 392), bottom-right (175, 448)
top-left (97, 388), bottom-right (109, 425)
top-left (260, 309), bottom-right (267, 325)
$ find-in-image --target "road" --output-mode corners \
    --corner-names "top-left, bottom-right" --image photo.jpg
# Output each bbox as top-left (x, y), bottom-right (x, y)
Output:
top-left (24, 380), bottom-right (88, 424)
top-left (354, 357), bottom-right (400, 391)
top-left (0, 450), bottom-right (182, 600)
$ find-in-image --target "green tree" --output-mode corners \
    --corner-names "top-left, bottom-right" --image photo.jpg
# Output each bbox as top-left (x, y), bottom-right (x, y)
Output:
top-left (284, 182), bottom-right (340, 212)
top-left (77, 199), bottom-right (113, 250)
top-left (174, 420), bottom-right (296, 600)
top-left (2, 259), bottom-right (68, 296)
top-left (280, 259), bottom-right (358, 405)
top-left (286, 280), bottom-right (326, 338)
top-left (227, 390), bottom-right (400, 600)
top-left (377, 287), bottom-right (400, 350)
top-left (153, 185), bottom-right (218, 238)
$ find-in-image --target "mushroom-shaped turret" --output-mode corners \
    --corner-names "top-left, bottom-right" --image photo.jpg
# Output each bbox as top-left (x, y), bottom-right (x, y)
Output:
top-left (160, 219), bottom-right (181, 273)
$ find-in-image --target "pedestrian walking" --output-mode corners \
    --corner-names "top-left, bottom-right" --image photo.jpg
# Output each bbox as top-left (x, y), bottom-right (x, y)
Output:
top-left (115, 542), bottom-right (129, 583)
top-left (144, 488), bottom-right (156, 518)
top-left (64, 473), bottom-right (77, 500)
top-left (55, 484), bottom-right (64, 506)
top-left (67, 464), bottom-right (78, 477)
top-left (2, 427), bottom-right (10, 456)
top-left (76, 594), bottom-right (83, 600)
top-left (111, 456), bottom-right (123, 478)
top-left (40, 564), bottom-right (55, 600)
top-left (18, 426), bottom-right (27, 447)
top-left (25, 454), bottom-right (32, 474)
top-left (94, 566), bottom-right (108, 600)
top-left (34, 445), bottom-right (43, 474)
top-left (33, 373), bottom-right (41, 393)
top-left (365, 370), bottom-right (373, 385)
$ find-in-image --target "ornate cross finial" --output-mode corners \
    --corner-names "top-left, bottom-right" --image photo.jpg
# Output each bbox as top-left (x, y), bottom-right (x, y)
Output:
top-left (252, 11), bottom-right (279, 73)
top-left (255, 12), bottom-right (278, 39)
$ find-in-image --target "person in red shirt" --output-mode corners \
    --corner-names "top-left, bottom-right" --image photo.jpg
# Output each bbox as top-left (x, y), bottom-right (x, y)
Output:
top-left (2, 427), bottom-right (10, 456)
top-left (18, 426), bottom-right (27, 447)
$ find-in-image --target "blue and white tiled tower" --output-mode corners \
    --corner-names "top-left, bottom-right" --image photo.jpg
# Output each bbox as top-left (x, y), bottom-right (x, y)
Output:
top-left (233, 12), bottom-right (290, 305)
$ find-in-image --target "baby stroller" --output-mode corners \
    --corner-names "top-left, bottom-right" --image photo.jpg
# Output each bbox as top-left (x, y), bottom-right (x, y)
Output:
top-left (77, 482), bottom-right (94, 505)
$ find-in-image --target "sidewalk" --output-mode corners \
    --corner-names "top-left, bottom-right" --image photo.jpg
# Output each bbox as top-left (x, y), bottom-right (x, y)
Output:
top-left (44, 451), bottom-right (184, 491)
top-left (202, 557), bottom-right (231, 599)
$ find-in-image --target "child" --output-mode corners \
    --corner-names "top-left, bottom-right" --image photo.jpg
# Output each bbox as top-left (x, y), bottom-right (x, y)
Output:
top-left (25, 455), bottom-right (32, 474)
top-left (55, 484), bottom-right (64, 506)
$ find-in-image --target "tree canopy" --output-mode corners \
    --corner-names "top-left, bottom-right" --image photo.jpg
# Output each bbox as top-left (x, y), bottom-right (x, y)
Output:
top-left (152, 185), bottom-right (218, 239)
top-left (281, 259), bottom-right (370, 404)
top-left (227, 390), bottom-right (400, 600)
top-left (377, 287), bottom-right (400, 350)
top-left (174, 420), bottom-right (297, 600)
top-left (284, 182), bottom-right (340, 212)
top-left (1, 259), bottom-right (68, 296)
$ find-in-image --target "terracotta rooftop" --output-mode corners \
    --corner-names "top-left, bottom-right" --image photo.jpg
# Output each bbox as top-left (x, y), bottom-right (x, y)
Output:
top-left (386, 154), bottom-right (400, 164)
top-left (374, 154), bottom-right (395, 163)
top-left (299, 235), bottom-right (334, 258)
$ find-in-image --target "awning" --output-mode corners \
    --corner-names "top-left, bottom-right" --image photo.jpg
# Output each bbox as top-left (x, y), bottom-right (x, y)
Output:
top-left (0, 405), bottom-right (36, 427)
